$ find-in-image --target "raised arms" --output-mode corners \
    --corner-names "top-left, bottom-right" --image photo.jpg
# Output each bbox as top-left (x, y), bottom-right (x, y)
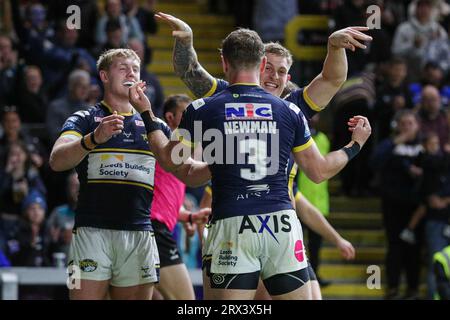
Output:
top-left (155, 12), bottom-right (216, 98)
top-left (305, 27), bottom-right (372, 108)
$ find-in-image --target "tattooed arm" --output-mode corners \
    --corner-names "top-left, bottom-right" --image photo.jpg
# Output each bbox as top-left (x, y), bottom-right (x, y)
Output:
top-left (155, 12), bottom-right (215, 98)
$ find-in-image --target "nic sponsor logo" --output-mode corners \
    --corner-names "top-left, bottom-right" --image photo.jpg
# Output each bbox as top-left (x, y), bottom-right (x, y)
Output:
top-left (225, 103), bottom-right (273, 120)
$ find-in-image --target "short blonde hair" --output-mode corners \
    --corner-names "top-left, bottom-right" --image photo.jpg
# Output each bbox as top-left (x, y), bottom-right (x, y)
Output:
top-left (96, 48), bottom-right (140, 72)
top-left (264, 42), bottom-right (293, 68)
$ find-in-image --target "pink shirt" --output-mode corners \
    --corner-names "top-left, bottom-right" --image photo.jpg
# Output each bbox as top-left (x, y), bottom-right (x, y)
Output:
top-left (150, 162), bottom-right (186, 231)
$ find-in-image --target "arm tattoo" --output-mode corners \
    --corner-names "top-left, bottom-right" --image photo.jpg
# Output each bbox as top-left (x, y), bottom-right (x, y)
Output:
top-left (173, 39), bottom-right (215, 98)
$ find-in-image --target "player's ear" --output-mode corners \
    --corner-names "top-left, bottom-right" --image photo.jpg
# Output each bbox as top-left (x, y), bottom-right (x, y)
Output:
top-left (287, 73), bottom-right (291, 81)
top-left (165, 112), bottom-right (174, 124)
top-left (259, 56), bottom-right (267, 74)
top-left (99, 70), bottom-right (108, 83)
top-left (221, 55), bottom-right (228, 73)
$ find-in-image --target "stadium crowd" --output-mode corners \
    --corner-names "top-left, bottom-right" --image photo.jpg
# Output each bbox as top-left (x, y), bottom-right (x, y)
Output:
top-left (0, 0), bottom-right (449, 299)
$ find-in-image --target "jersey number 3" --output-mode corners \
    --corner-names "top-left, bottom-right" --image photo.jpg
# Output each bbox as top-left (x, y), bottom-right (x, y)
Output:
top-left (240, 139), bottom-right (268, 181)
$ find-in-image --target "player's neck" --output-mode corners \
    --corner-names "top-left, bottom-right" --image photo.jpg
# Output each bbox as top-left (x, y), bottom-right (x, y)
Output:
top-left (227, 70), bottom-right (260, 86)
top-left (102, 92), bottom-right (133, 114)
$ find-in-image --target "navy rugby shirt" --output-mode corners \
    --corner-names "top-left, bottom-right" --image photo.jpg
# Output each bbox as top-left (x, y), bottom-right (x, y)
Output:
top-left (175, 84), bottom-right (312, 221)
top-left (59, 101), bottom-right (171, 231)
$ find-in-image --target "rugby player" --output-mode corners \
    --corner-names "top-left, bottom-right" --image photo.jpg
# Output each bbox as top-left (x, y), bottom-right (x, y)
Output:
top-left (50, 49), bottom-right (210, 300)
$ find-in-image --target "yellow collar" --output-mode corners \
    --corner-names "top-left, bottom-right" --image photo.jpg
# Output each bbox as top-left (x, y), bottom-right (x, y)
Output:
top-left (101, 100), bottom-right (135, 116)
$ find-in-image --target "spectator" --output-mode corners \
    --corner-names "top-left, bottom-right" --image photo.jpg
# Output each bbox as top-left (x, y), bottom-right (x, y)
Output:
top-left (425, 27), bottom-right (450, 75)
top-left (95, 0), bottom-right (144, 46)
top-left (417, 85), bottom-right (449, 150)
top-left (46, 69), bottom-right (90, 144)
top-left (7, 190), bottom-right (50, 267)
top-left (40, 20), bottom-right (97, 91)
top-left (410, 62), bottom-right (450, 108)
top-left (127, 37), bottom-right (164, 117)
top-left (374, 57), bottom-right (413, 142)
top-left (0, 34), bottom-right (20, 106)
top-left (9, 1), bottom-right (55, 66)
top-left (7, 191), bottom-right (53, 299)
top-left (371, 110), bottom-right (425, 299)
top-left (392, 0), bottom-right (447, 82)
top-left (46, 171), bottom-right (78, 259)
top-left (433, 244), bottom-right (450, 299)
top-left (122, 0), bottom-right (158, 35)
top-left (331, 72), bottom-right (376, 196)
top-left (46, 0), bottom-right (99, 49)
top-left (16, 65), bottom-right (48, 124)
top-left (252, 0), bottom-right (298, 43)
top-left (122, 0), bottom-right (157, 64)
top-left (379, 0), bottom-right (409, 39)
top-left (94, 18), bottom-right (127, 55)
top-left (418, 133), bottom-right (450, 299)
top-left (0, 141), bottom-right (46, 218)
top-left (0, 107), bottom-right (46, 170)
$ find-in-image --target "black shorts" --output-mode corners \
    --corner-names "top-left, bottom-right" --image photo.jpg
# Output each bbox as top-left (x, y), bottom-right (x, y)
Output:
top-left (152, 219), bottom-right (183, 267)
top-left (203, 257), bottom-right (310, 295)
top-left (307, 262), bottom-right (317, 281)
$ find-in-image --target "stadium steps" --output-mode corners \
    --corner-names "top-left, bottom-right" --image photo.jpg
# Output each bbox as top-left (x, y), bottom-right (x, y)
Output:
top-left (317, 195), bottom-right (388, 299)
top-left (327, 212), bottom-right (382, 229)
top-left (149, 0), bottom-right (233, 97)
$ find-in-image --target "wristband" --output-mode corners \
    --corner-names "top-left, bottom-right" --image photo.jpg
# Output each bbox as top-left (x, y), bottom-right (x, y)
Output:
top-left (90, 131), bottom-right (99, 145)
top-left (80, 136), bottom-right (93, 151)
top-left (342, 141), bottom-right (361, 161)
top-left (141, 110), bottom-right (162, 134)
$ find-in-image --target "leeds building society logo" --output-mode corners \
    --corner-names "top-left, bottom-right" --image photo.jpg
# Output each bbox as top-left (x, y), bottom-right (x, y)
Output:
top-left (79, 259), bottom-right (98, 272)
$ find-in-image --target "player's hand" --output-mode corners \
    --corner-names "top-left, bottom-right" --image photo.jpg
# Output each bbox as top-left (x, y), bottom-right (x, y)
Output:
top-left (155, 12), bottom-right (193, 42)
top-left (191, 208), bottom-right (211, 225)
top-left (409, 164), bottom-right (423, 178)
top-left (428, 195), bottom-right (447, 209)
top-left (128, 81), bottom-right (152, 114)
top-left (347, 115), bottom-right (371, 147)
top-left (336, 238), bottom-right (355, 260)
top-left (328, 27), bottom-right (372, 52)
top-left (93, 111), bottom-right (124, 144)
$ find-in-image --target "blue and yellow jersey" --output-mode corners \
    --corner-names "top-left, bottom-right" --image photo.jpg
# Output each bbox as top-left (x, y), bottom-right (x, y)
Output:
top-left (205, 156), bottom-right (300, 204)
top-left (206, 78), bottom-right (321, 120)
top-left (59, 101), bottom-right (171, 231)
top-left (176, 84), bottom-right (312, 221)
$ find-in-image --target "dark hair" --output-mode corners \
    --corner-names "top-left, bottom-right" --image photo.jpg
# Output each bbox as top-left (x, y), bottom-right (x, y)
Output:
top-left (163, 94), bottom-right (192, 122)
top-left (4, 141), bottom-right (32, 172)
top-left (106, 18), bottom-right (122, 33)
top-left (422, 131), bottom-right (439, 142)
top-left (1, 105), bottom-right (19, 122)
top-left (424, 61), bottom-right (442, 71)
top-left (392, 109), bottom-right (418, 132)
top-left (221, 28), bottom-right (265, 70)
top-left (389, 56), bottom-right (406, 67)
